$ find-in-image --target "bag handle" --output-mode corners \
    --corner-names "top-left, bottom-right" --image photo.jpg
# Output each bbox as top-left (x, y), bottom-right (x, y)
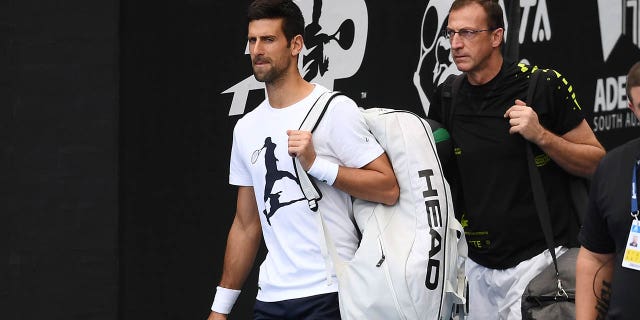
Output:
top-left (524, 70), bottom-right (568, 299)
top-left (293, 91), bottom-right (344, 211)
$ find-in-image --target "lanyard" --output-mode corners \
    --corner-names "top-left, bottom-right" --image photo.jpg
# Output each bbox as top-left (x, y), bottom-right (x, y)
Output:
top-left (632, 161), bottom-right (640, 215)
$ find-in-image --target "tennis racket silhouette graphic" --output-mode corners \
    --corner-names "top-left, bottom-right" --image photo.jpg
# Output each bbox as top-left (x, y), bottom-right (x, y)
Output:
top-left (251, 146), bottom-right (264, 164)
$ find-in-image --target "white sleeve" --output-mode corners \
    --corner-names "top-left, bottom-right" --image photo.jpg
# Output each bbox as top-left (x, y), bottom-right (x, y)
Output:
top-left (324, 96), bottom-right (384, 168)
top-left (229, 123), bottom-right (253, 186)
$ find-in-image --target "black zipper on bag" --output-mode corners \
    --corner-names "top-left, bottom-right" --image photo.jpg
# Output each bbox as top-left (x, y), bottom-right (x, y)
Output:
top-left (376, 241), bottom-right (386, 267)
top-left (376, 253), bottom-right (386, 267)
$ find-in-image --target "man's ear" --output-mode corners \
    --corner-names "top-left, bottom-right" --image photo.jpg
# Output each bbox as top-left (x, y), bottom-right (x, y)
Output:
top-left (291, 34), bottom-right (304, 56)
top-left (492, 28), bottom-right (504, 48)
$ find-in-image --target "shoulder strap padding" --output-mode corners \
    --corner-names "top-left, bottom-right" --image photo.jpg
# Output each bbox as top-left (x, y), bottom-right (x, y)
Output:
top-left (295, 91), bottom-right (344, 211)
top-left (441, 74), bottom-right (465, 130)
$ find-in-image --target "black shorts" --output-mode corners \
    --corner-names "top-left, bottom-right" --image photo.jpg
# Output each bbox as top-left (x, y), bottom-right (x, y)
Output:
top-left (253, 292), bottom-right (340, 320)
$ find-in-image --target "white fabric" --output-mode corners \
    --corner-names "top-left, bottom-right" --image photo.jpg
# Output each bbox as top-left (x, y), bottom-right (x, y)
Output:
top-left (211, 286), bottom-right (241, 314)
top-left (229, 84), bottom-right (383, 302)
top-left (465, 246), bottom-right (568, 320)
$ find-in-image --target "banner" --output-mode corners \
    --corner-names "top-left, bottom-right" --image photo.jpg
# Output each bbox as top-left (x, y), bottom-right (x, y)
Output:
top-left (218, 0), bottom-right (640, 150)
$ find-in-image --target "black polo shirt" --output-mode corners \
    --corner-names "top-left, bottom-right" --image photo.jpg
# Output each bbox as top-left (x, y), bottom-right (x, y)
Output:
top-left (429, 60), bottom-right (584, 269)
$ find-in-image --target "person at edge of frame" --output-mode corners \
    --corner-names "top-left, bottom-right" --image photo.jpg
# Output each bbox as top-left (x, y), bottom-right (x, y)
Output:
top-left (576, 61), bottom-right (640, 320)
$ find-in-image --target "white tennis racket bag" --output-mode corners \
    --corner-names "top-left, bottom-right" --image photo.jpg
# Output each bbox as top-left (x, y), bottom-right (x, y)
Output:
top-left (295, 92), bottom-right (467, 320)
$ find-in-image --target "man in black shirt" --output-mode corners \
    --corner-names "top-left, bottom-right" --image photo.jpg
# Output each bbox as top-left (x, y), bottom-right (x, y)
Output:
top-left (427, 0), bottom-right (605, 318)
top-left (576, 61), bottom-right (640, 320)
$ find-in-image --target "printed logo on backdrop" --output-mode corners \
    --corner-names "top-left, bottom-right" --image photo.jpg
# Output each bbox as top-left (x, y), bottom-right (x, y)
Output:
top-left (223, 0), bottom-right (368, 116)
top-left (592, 0), bottom-right (640, 133)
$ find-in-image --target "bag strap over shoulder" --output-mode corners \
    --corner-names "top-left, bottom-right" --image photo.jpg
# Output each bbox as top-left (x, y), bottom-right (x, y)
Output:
top-left (524, 70), bottom-right (571, 299)
top-left (440, 74), bottom-right (467, 219)
top-left (294, 91), bottom-right (347, 285)
top-left (298, 91), bottom-right (344, 132)
top-left (294, 91), bottom-right (344, 211)
top-left (441, 74), bottom-right (465, 131)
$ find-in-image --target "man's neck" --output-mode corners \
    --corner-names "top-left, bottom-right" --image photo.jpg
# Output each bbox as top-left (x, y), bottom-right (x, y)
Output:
top-left (466, 54), bottom-right (503, 86)
top-left (265, 73), bottom-right (314, 109)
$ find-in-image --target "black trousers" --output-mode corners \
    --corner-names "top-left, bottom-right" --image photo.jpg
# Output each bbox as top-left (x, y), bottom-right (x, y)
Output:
top-left (253, 292), bottom-right (340, 320)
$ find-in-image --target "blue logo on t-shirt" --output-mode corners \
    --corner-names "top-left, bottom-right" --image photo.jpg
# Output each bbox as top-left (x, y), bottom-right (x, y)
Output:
top-left (260, 137), bottom-right (305, 226)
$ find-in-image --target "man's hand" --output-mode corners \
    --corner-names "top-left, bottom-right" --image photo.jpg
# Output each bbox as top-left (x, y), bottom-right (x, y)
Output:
top-left (207, 311), bottom-right (227, 320)
top-left (504, 99), bottom-right (545, 143)
top-left (287, 129), bottom-right (316, 171)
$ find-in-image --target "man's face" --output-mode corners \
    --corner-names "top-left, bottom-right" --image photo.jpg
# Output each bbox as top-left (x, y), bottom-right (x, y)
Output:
top-left (447, 3), bottom-right (500, 74)
top-left (628, 86), bottom-right (640, 120)
top-left (248, 18), bottom-right (295, 83)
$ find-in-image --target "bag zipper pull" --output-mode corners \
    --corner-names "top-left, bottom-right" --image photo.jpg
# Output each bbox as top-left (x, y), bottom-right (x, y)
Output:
top-left (376, 253), bottom-right (386, 267)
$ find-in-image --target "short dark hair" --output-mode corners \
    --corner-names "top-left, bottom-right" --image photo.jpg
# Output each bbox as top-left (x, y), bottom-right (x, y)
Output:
top-left (247, 0), bottom-right (305, 45)
top-left (627, 61), bottom-right (640, 105)
top-left (450, 0), bottom-right (505, 30)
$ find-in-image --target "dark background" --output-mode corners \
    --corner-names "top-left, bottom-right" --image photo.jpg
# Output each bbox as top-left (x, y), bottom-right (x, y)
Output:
top-left (4, 0), bottom-right (119, 319)
top-left (4, 1), bottom-right (640, 319)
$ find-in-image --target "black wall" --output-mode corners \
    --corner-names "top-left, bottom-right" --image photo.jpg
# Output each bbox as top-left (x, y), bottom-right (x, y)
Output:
top-left (5, 1), bottom-right (119, 319)
top-left (118, 1), bottom-right (258, 319)
top-left (5, 1), bottom-right (640, 320)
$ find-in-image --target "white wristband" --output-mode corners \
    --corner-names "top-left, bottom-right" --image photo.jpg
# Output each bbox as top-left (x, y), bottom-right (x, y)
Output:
top-left (307, 157), bottom-right (339, 186)
top-left (211, 286), bottom-right (241, 314)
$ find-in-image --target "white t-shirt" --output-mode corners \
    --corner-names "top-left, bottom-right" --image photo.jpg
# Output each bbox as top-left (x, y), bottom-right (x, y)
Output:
top-left (229, 84), bottom-right (384, 302)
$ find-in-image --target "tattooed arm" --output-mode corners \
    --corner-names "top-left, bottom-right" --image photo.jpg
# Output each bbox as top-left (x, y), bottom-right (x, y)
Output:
top-left (576, 247), bottom-right (614, 320)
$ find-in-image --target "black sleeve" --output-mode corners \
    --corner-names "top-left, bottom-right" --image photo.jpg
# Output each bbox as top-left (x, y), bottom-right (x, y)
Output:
top-left (578, 155), bottom-right (616, 254)
top-left (537, 69), bottom-right (585, 135)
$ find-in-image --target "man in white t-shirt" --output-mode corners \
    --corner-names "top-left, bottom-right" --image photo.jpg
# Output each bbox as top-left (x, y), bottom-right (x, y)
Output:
top-left (207, 1), bottom-right (399, 319)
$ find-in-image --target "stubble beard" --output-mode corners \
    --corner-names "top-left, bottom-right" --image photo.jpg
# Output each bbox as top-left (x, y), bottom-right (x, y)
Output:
top-left (253, 63), bottom-right (286, 84)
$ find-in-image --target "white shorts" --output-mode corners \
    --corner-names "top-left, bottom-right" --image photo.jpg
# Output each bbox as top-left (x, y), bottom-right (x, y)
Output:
top-left (465, 246), bottom-right (568, 320)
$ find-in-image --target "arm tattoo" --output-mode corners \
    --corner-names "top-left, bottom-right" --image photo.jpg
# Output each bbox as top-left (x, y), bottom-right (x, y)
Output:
top-left (595, 280), bottom-right (611, 320)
